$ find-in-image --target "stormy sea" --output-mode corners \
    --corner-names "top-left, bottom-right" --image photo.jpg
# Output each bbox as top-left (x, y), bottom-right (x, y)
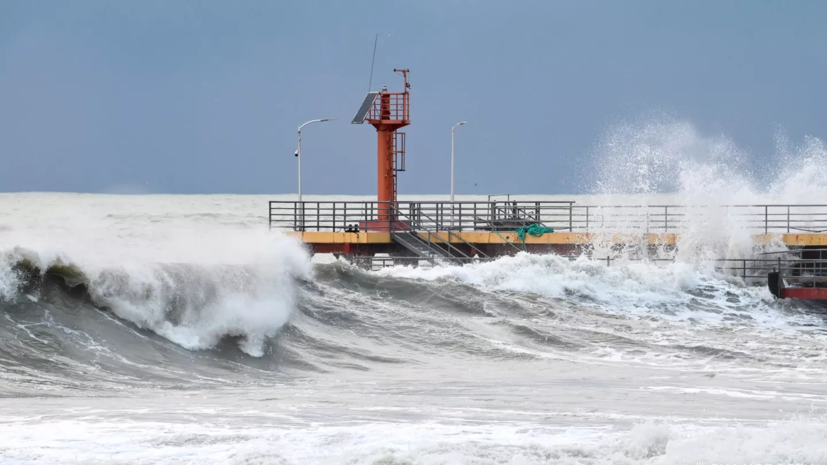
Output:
top-left (3, 124), bottom-right (827, 464)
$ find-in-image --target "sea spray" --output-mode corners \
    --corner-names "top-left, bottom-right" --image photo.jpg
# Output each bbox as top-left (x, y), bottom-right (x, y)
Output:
top-left (584, 117), bottom-right (827, 261)
top-left (591, 116), bottom-right (749, 197)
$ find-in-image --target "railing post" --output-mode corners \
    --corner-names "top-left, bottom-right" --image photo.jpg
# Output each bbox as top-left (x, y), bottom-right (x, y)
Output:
top-left (645, 207), bottom-right (649, 234)
top-left (765, 205), bottom-right (768, 235)
top-left (586, 206), bottom-right (590, 232)
top-left (664, 206), bottom-right (668, 232)
top-left (569, 203), bottom-right (573, 232)
top-left (412, 203), bottom-right (417, 229)
top-left (787, 205), bottom-right (790, 233)
top-left (388, 202), bottom-right (393, 233)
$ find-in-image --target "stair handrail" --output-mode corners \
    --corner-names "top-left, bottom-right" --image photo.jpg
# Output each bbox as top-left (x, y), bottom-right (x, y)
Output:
top-left (443, 229), bottom-right (490, 258)
top-left (395, 209), bottom-right (468, 259)
top-left (393, 207), bottom-right (478, 260)
top-left (398, 206), bottom-right (489, 258)
top-left (415, 206), bottom-right (488, 257)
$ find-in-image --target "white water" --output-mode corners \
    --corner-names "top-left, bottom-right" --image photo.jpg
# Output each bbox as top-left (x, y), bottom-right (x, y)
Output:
top-left (5, 415), bottom-right (827, 464)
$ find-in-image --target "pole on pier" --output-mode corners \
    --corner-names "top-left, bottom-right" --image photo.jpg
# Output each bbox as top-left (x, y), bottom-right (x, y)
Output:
top-left (296, 118), bottom-right (335, 202)
top-left (451, 121), bottom-right (466, 203)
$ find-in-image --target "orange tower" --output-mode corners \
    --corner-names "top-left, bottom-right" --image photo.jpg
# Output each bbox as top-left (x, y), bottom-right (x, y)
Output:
top-left (352, 69), bottom-right (410, 220)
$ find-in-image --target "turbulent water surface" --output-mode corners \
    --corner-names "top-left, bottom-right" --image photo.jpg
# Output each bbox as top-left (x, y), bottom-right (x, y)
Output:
top-left (4, 130), bottom-right (827, 464)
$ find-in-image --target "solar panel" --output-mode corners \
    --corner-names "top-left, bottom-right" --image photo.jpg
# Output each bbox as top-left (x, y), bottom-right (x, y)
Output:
top-left (351, 92), bottom-right (379, 124)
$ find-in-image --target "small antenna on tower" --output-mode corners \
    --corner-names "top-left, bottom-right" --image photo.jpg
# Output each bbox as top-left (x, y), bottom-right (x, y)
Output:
top-left (367, 33), bottom-right (378, 92)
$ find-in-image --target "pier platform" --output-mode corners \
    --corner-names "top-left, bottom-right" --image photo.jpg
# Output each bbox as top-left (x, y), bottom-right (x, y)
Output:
top-left (270, 200), bottom-right (827, 265)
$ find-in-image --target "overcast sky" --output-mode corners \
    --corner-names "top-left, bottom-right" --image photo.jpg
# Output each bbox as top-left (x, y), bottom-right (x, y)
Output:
top-left (0, 1), bottom-right (824, 195)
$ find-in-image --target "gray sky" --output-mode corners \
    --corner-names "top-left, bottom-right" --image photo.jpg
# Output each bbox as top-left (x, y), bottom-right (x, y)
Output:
top-left (0, 1), bottom-right (824, 195)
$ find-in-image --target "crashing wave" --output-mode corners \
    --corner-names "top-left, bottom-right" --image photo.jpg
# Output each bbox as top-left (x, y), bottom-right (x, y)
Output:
top-left (0, 236), bottom-right (311, 357)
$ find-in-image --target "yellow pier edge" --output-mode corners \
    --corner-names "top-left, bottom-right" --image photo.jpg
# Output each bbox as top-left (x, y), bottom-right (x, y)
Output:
top-left (284, 231), bottom-right (827, 247)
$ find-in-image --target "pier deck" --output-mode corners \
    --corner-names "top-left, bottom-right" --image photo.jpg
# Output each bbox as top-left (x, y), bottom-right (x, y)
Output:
top-left (270, 200), bottom-right (827, 266)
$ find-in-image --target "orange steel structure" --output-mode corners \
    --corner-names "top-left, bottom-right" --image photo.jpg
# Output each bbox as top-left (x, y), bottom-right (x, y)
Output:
top-left (365, 69), bottom-right (410, 220)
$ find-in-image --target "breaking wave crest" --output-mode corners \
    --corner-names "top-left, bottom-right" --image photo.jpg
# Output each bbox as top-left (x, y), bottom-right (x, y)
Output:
top-left (0, 230), bottom-right (312, 357)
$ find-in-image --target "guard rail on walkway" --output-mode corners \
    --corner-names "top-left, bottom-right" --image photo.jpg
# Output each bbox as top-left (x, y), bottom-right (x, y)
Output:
top-left (269, 201), bottom-right (827, 234)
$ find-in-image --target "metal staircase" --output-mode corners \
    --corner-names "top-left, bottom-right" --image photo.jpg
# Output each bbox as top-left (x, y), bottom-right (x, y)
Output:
top-left (390, 231), bottom-right (458, 264)
top-left (390, 208), bottom-right (489, 265)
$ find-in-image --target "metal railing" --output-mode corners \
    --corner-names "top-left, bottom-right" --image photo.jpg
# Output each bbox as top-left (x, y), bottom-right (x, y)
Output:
top-left (269, 201), bottom-right (827, 235)
top-left (367, 92), bottom-right (409, 121)
top-left (760, 249), bottom-right (827, 286)
top-left (369, 255), bottom-right (490, 269)
top-left (269, 201), bottom-right (576, 232)
top-left (573, 204), bottom-right (827, 234)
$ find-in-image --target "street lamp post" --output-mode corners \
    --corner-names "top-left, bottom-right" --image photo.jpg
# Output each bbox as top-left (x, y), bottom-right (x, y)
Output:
top-left (297, 118), bottom-right (336, 202)
top-left (451, 121), bottom-right (466, 203)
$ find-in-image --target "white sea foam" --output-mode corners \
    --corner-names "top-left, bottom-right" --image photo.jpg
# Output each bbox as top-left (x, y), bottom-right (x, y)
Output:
top-left (376, 253), bottom-right (765, 319)
top-left (4, 417), bottom-right (827, 464)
